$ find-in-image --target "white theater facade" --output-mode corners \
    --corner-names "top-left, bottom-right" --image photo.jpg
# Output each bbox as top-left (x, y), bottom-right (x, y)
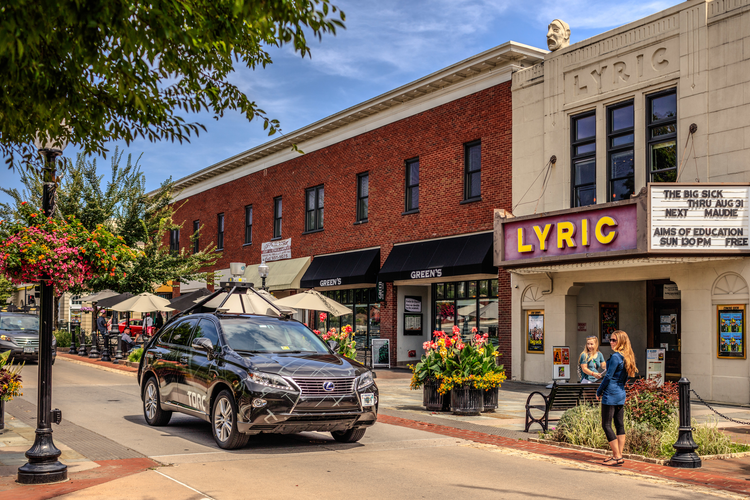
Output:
top-left (498, 0), bottom-right (750, 404)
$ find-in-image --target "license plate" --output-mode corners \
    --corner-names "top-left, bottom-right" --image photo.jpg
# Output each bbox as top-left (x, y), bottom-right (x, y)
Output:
top-left (361, 393), bottom-right (375, 406)
top-left (23, 346), bottom-right (36, 353)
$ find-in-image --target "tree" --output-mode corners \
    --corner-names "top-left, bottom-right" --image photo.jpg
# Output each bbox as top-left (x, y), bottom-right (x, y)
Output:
top-left (0, 0), bottom-right (345, 164)
top-left (0, 274), bottom-right (15, 304)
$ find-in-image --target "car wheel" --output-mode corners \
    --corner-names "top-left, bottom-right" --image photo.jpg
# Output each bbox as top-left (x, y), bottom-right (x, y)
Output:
top-left (331, 428), bottom-right (366, 443)
top-left (143, 377), bottom-right (172, 426)
top-left (212, 390), bottom-right (249, 450)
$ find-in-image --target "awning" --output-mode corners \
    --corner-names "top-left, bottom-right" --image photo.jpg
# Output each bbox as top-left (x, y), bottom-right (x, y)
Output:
top-left (300, 248), bottom-right (380, 289)
top-left (378, 232), bottom-right (495, 282)
top-left (241, 257), bottom-right (311, 292)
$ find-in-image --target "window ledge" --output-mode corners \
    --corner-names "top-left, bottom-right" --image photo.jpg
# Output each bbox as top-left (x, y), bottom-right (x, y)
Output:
top-left (302, 228), bottom-right (324, 235)
top-left (270, 237), bottom-right (282, 241)
top-left (215, 248), bottom-right (224, 252)
top-left (354, 220), bottom-right (369, 225)
top-left (242, 242), bottom-right (253, 247)
top-left (402, 209), bottom-right (419, 216)
top-left (460, 197), bottom-right (482, 205)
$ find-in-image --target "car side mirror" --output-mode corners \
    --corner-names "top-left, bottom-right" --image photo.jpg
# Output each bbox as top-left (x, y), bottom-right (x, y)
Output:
top-left (192, 337), bottom-right (215, 358)
top-left (327, 340), bottom-right (339, 351)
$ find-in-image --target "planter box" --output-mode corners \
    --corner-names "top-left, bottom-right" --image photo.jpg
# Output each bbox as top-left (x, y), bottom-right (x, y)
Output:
top-left (482, 386), bottom-right (499, 412)
top-left (450, 384), bottom-right (483, 415)
top-left (423, 379), bottom-right (450, 411)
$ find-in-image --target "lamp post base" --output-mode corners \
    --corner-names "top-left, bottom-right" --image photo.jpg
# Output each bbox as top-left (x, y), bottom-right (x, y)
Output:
top-left (17, 431), bottom-right (68, 484)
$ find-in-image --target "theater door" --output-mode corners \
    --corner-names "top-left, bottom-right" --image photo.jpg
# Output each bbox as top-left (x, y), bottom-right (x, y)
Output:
top-left (647, 280), bottom-right (681, 380)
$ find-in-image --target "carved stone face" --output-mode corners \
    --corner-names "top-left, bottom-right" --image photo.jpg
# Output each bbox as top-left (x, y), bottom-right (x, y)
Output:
top-left (547, 19), bottom-right (570, 51)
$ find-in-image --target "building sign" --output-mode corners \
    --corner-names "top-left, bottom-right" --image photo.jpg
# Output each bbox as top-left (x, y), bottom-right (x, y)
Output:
top-left (404, 296), bottom-right (422, 313)
top-left (717, 305), bottom-right (746, 359)
top-left (646, 348), bottom-right (666, 386)
top-left (410, 269), bottom-right (443, 279)
top-left (319, 278), bottom-right (342, 287)
top-left (377, 281), bottom-right (386, 301)
top-left (650, 185), bottom-right (750, 251)
top-left (501, 203), bottom-right (638, 263)
top-left (261, 238), bottom-right (292, 262)
top-left (526, 310), bottom-right (544, 353)
top-left (553, 346), bottom-right (570, 380)
top-left (372, 339), bottom-right (391, 368)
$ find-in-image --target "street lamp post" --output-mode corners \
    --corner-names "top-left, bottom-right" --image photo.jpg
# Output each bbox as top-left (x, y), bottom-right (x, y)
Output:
top-left (258, 262), bottom-right (270, 291)
top-left (18, 135), bottom-right (68, 484)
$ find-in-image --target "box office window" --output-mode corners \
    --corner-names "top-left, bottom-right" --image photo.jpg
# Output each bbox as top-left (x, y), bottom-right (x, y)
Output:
top-left (647, 89), bottom-right (677, 182)
top-left (464, 141), bottom-right (481, 201)
top-left (571, 111), bottom-right (596, 208)
top-left (273, 197), bottom-right (282, 239)
top-left (305, 185), bottom-right (324, 232)
top-left (244, 205), bottom-right (253, 245)
top-left (433, 279), bottom-right (499, 340)
top-left (608, 101), bottom-right (634, 202)
top-left (405, 158), bottom-right (419, 213)
top-left (192, 220), bottom-right (200, 254)
top-left (217, 213), bottom-right (224, 250)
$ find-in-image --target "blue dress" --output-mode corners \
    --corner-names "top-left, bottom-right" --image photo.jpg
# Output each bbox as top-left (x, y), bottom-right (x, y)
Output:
top-left (596, 352), bottom-right (628, 405)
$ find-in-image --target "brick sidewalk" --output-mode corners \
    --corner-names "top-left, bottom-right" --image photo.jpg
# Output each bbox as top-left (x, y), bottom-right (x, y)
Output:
top-left (378, 414), bottom-right (750, 496)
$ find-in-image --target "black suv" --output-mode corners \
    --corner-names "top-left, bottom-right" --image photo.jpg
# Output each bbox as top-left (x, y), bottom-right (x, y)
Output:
top-left (0, 312), bottom-right (57, 364)
top-left (138, 312), bottom-right (378, 449)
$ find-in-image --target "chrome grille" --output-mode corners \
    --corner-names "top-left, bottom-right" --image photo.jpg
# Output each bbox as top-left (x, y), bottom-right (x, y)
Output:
top-left (14, 337), bottom-right (39, 348)
top-left (291, 377), bottom-right (356, 396)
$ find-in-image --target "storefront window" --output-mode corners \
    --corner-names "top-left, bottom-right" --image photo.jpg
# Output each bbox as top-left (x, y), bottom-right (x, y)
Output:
top-left (315, 288), bottom-right (379, 348)
top-left (456, 299), bottom-right (476, 339)
top-left (432, 279), bottom-right (499, 339)
top-left (478, 298), bottom-right (499, 337)
top-left (435, 300), bottom-right (456, 333)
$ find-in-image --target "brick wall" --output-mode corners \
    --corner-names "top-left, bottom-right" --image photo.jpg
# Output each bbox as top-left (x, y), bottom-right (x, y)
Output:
top-left (170, 81), bottom-right (513, 370)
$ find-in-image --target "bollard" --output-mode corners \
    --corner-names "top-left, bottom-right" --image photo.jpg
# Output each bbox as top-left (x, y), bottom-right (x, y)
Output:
top-left (68, 327), bottom-right (77, 355)
top-left (670, 377), bottom-right (701, 468)
top-left (100, 334), bottom-right (112, 362)
top-left (0, 399), bottom-right (5, 431)
top-left (78, 330), bottom-right (87, 356)
top-left (89, 332), bottom-right (100, 358)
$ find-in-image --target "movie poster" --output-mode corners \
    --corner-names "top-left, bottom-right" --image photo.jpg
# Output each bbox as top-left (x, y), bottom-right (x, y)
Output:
top-left (718, 305), bottom-right (746, 359)
top-left (600, 302), bottom-right (619, 344)
top-left (526, 310), bottom-right (544, 353)
top-left (553, 346), bottom-right (570, 380)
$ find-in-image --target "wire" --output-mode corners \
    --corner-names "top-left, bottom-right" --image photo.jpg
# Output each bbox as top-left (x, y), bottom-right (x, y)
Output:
top-left (534, 160), bottom-right (554, 214)
top-left (513, 160), bottom-right (552, 213)
top-left (675, 131), bottom-right (696, 182)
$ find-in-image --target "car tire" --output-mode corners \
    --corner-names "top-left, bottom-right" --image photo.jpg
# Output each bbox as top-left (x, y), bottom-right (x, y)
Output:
top-left (331, 428), bottom-right (366, 443)
top-left (212, 390), bottom-right (249, 450)
top-left (143, 377), bottom-right (172, 426)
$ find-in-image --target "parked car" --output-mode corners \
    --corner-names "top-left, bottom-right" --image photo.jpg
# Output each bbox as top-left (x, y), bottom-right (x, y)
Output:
top-left (138, 312), bottom-right (378, 449)
top-left (0, 312), bottom-right (57, 364)
top-left (118, 319), bottom-right (144, 335)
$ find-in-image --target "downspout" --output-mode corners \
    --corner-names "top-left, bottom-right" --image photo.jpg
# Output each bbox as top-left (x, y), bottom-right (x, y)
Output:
top-left (541, 272), bottom-right (553, 295)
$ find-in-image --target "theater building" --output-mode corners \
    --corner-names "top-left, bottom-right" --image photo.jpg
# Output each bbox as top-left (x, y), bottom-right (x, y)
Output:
top-left (168, 42), bottom-right (546, 368)
top-left (498, 0), bottom-right (750, 403)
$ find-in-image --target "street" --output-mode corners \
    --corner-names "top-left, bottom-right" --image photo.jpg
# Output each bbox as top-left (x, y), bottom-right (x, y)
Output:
top-left (1, 358), bottom-right (734, 499)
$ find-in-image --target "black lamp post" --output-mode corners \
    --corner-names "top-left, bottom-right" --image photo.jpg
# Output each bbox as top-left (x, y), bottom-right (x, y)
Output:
top-left (258, 262), bottom-right (270, 291)
top-left (18, 136), bottom-right (68, 484)
top-left (670, 377), bottom-right (702, 468)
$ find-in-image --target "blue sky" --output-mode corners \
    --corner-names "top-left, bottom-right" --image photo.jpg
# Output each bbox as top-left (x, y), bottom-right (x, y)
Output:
top-left (0, 0), bottom-right (682, 203)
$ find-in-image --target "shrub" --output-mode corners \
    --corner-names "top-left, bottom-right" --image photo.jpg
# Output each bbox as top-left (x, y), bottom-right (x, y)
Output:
top-left (625, 379), bottom-right (678, 430)
top-left (127, 348), bottom-right (143, 363)
top-left (53, 329), bottom-right (71, 348)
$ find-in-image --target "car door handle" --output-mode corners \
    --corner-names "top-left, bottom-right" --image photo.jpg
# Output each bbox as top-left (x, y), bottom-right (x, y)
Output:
top-left (180, 356), bottom-right (188, 364)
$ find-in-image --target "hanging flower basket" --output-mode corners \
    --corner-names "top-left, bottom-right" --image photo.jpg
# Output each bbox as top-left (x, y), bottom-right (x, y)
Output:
top-left (0, 203), bottom-right (136, 294)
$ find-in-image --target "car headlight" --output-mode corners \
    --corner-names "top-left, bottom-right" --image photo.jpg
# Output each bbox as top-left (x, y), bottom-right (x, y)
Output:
top-left (0, 334), bottom-right (16, 344)
top-left (357, 371), bottom-right (375, 389)
top-left (247, 371), bottom-right (293, 391)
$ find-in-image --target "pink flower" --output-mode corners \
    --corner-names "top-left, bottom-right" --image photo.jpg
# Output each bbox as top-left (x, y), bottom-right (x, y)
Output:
top-left (452, 326), bottom-right (460, 335)
top-left (319, 312), bottom-right (327, 322)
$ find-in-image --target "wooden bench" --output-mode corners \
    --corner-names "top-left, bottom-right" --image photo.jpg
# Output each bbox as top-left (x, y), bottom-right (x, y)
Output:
top-left (524, 382), bottom-right (600, 432)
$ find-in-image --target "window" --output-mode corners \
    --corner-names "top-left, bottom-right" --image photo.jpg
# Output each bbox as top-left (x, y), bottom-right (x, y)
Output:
top-left (169, 229), bottom-right (180, 255)
top-left (192, 220), bottom-right (199, 254)
top-left (273, 197), bottom-right (282, 238)
top-left (305, 185), bottom-right (324, 232)
top-left (647, 89), bottom-right (677, 182)
top-left (433, 279), bottom-right (499, 339)
top-left (70, 295), bottom-right (82, 306)
top-left (316, 288), bottom-right (380, 349)
top-left (405, 158), bottom-right (419, 212)
top-left (607, 101), bottom-right (635, 201)
top-left (170, 319), bottom-right (197, 347)
top-left (464, 141), bottom-right (481, 201)
top-left (191, 319), bottom-right (220, 351)
top-left (571, 112), bottom-right (596, 207)
top-left (217, 213), bottom-right (224, 250)
top-left (357, 172), bottom-right (369, 222)
top-left (244, 205), bottom-right (253, 245)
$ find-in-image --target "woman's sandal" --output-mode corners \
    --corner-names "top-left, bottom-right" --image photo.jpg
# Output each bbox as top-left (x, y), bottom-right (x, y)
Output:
top-left (615, 458), bottom-right (625, 466)
top-left (601, 457), bottom-right (618, 465)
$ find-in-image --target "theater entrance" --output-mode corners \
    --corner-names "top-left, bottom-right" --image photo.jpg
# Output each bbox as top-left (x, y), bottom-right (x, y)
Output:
top-left (647, 280), bottom-right (681, 380)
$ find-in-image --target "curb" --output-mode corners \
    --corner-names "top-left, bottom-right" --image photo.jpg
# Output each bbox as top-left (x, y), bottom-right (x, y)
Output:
top-left (56, 353), bottom-right (138, 374)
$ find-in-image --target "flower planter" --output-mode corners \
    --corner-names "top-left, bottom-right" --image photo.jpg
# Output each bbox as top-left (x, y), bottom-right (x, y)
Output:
top-left (450, 384), bottom-right (483, 415)
top-left (423, 379), bottom-right (450, 411)
top-left (482, 386), bottom-right (499, 412)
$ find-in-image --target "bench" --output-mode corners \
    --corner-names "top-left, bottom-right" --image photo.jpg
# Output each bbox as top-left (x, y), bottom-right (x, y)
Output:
top-left (524, 382), bottom-right (600, 432)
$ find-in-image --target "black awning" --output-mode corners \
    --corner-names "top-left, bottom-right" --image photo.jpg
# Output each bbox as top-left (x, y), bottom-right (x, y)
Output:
top-left (300, 248), bottom-right (380, 289)
top-left (378, 233), bottom-right (495, 282)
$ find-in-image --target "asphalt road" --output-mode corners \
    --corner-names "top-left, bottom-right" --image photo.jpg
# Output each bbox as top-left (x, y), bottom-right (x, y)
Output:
top-left (7, 359), bottom-right (732, 499)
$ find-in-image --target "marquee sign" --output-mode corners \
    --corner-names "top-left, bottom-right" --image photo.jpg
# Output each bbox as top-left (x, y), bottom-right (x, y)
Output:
top-left (649, 184), bottom-right (750, 251)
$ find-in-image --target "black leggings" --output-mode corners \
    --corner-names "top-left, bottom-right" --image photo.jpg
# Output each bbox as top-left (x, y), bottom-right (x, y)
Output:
top-left (601, 404), bottom-right (625, 442)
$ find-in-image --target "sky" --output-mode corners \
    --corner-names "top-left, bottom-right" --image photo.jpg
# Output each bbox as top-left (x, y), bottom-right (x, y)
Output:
top-left (0, 0), bottom-right (683, 203)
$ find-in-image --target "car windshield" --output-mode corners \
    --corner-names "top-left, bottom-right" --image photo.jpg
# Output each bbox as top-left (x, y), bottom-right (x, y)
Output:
top-left (0, 316), bottom-right (39, 332)
top-left (220, 318), bottom-right (330, 354)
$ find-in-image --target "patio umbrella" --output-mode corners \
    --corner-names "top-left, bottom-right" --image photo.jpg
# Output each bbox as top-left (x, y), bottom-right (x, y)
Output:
top-left (112, 292), bottom-right (174, 313)
top-left (197, 289), bottom-right (295, 316)
top-left (78, 289), bottom-right (118, 303)
top-left (274, 290), bottom-right (351, 317)
top-left (168, 288), bottom-right (212, 311)
top-left (96, 292), bottom-right (135, 309)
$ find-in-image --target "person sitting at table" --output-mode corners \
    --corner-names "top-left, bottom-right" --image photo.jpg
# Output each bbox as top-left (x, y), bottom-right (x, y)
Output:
top-left (121, 327), bottom-right (137, 352)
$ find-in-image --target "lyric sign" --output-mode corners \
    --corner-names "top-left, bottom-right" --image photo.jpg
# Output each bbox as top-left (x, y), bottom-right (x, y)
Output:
top-left (650, 185), bottom-right (750, 251)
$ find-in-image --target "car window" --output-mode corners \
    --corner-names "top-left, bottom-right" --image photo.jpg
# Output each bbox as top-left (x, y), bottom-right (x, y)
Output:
top-left (155, 325), bottom-right (176, 345)
top-left (191, 319), bottom-right (220, 350)
top-left (171, 320), bottom-right (197, 347)
top-left (0, 315), bottom-right (39, 331)
top-left (219, 318), bottom-right (329, 354)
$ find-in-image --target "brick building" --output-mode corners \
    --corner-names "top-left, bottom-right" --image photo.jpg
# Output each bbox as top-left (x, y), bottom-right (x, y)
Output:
top-left (168, 42), bottom-right (545, 370)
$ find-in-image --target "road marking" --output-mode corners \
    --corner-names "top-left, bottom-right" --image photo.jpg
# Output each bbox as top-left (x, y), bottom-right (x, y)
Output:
top-left (154, 469), bottom-right (215, 500)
